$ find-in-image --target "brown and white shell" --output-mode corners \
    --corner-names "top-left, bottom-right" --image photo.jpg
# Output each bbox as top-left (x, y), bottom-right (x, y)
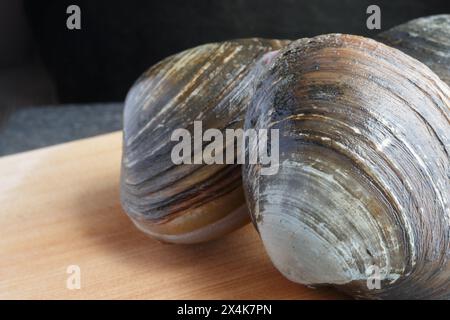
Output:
top-left (243, 34), bottom-right (450, 299)
top-left (121, 38), bottom-right (288, 244)
top-left (378, 14), bottom-right (450, 85)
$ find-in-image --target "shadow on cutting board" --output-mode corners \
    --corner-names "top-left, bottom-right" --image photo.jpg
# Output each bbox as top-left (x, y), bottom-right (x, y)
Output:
top-left (72, 180), bottom-right (346, 299)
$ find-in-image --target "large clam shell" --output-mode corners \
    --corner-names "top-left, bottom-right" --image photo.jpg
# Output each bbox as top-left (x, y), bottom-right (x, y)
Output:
top-left (243, 34), bottom-right (450, 299)
top-left (378, 14), bottom-right (450, 85)
top-left (121, 38), bottom-right (288, 244)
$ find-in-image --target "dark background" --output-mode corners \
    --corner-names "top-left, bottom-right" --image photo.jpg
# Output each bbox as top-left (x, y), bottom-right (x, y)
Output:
top-left (23, 0), bottom-right (450, 103)
top-left (0, 0), bottom-right (448, 154)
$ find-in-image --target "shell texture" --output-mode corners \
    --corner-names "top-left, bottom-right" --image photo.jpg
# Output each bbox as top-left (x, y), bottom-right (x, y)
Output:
top-left (121, 38), bottom-right (288, 244)
top-left (243, 34), bottom-right (450, 299)
top-left (378, 14), bottom-right (450, 85)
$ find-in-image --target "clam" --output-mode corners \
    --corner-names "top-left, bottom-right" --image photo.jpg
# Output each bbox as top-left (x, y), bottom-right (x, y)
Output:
top-left (243, 34), bottom-right (450, 299)
top-left (378, 14), bottom-right (450, 85)
top-left (121, 38), bottom-right (288, 244)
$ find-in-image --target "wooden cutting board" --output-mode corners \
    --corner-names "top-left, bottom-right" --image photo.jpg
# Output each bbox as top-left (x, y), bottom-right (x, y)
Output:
top-left (0, 132), bottom-right (344, 299)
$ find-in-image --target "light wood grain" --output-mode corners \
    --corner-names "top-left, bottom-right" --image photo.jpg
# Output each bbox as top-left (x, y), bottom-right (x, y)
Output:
top-left (0, 132), bottom-right (344, 299)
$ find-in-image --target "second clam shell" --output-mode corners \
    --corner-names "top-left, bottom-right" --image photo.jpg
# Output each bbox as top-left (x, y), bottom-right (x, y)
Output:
top-left (378, 14), bottom-right (450, 85)
top-left (121, 38), bottom-right (288, 244)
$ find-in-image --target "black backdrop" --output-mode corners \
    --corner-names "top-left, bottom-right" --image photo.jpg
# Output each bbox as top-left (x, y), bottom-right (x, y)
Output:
top-left (24, 0), bottom-right (450, 103)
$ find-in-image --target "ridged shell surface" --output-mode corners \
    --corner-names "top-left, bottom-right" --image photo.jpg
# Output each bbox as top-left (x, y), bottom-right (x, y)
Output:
top-left (121, 38), bottom-right (288, 244)
top-left (378, 14), bottom-right (450, 85)
top-left (243, 34), bottom-right (450, 299)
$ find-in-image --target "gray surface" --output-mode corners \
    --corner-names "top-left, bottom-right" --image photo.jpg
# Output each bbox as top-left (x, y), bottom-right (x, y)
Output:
top-left (0, 103), bottom-right (123, 156)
